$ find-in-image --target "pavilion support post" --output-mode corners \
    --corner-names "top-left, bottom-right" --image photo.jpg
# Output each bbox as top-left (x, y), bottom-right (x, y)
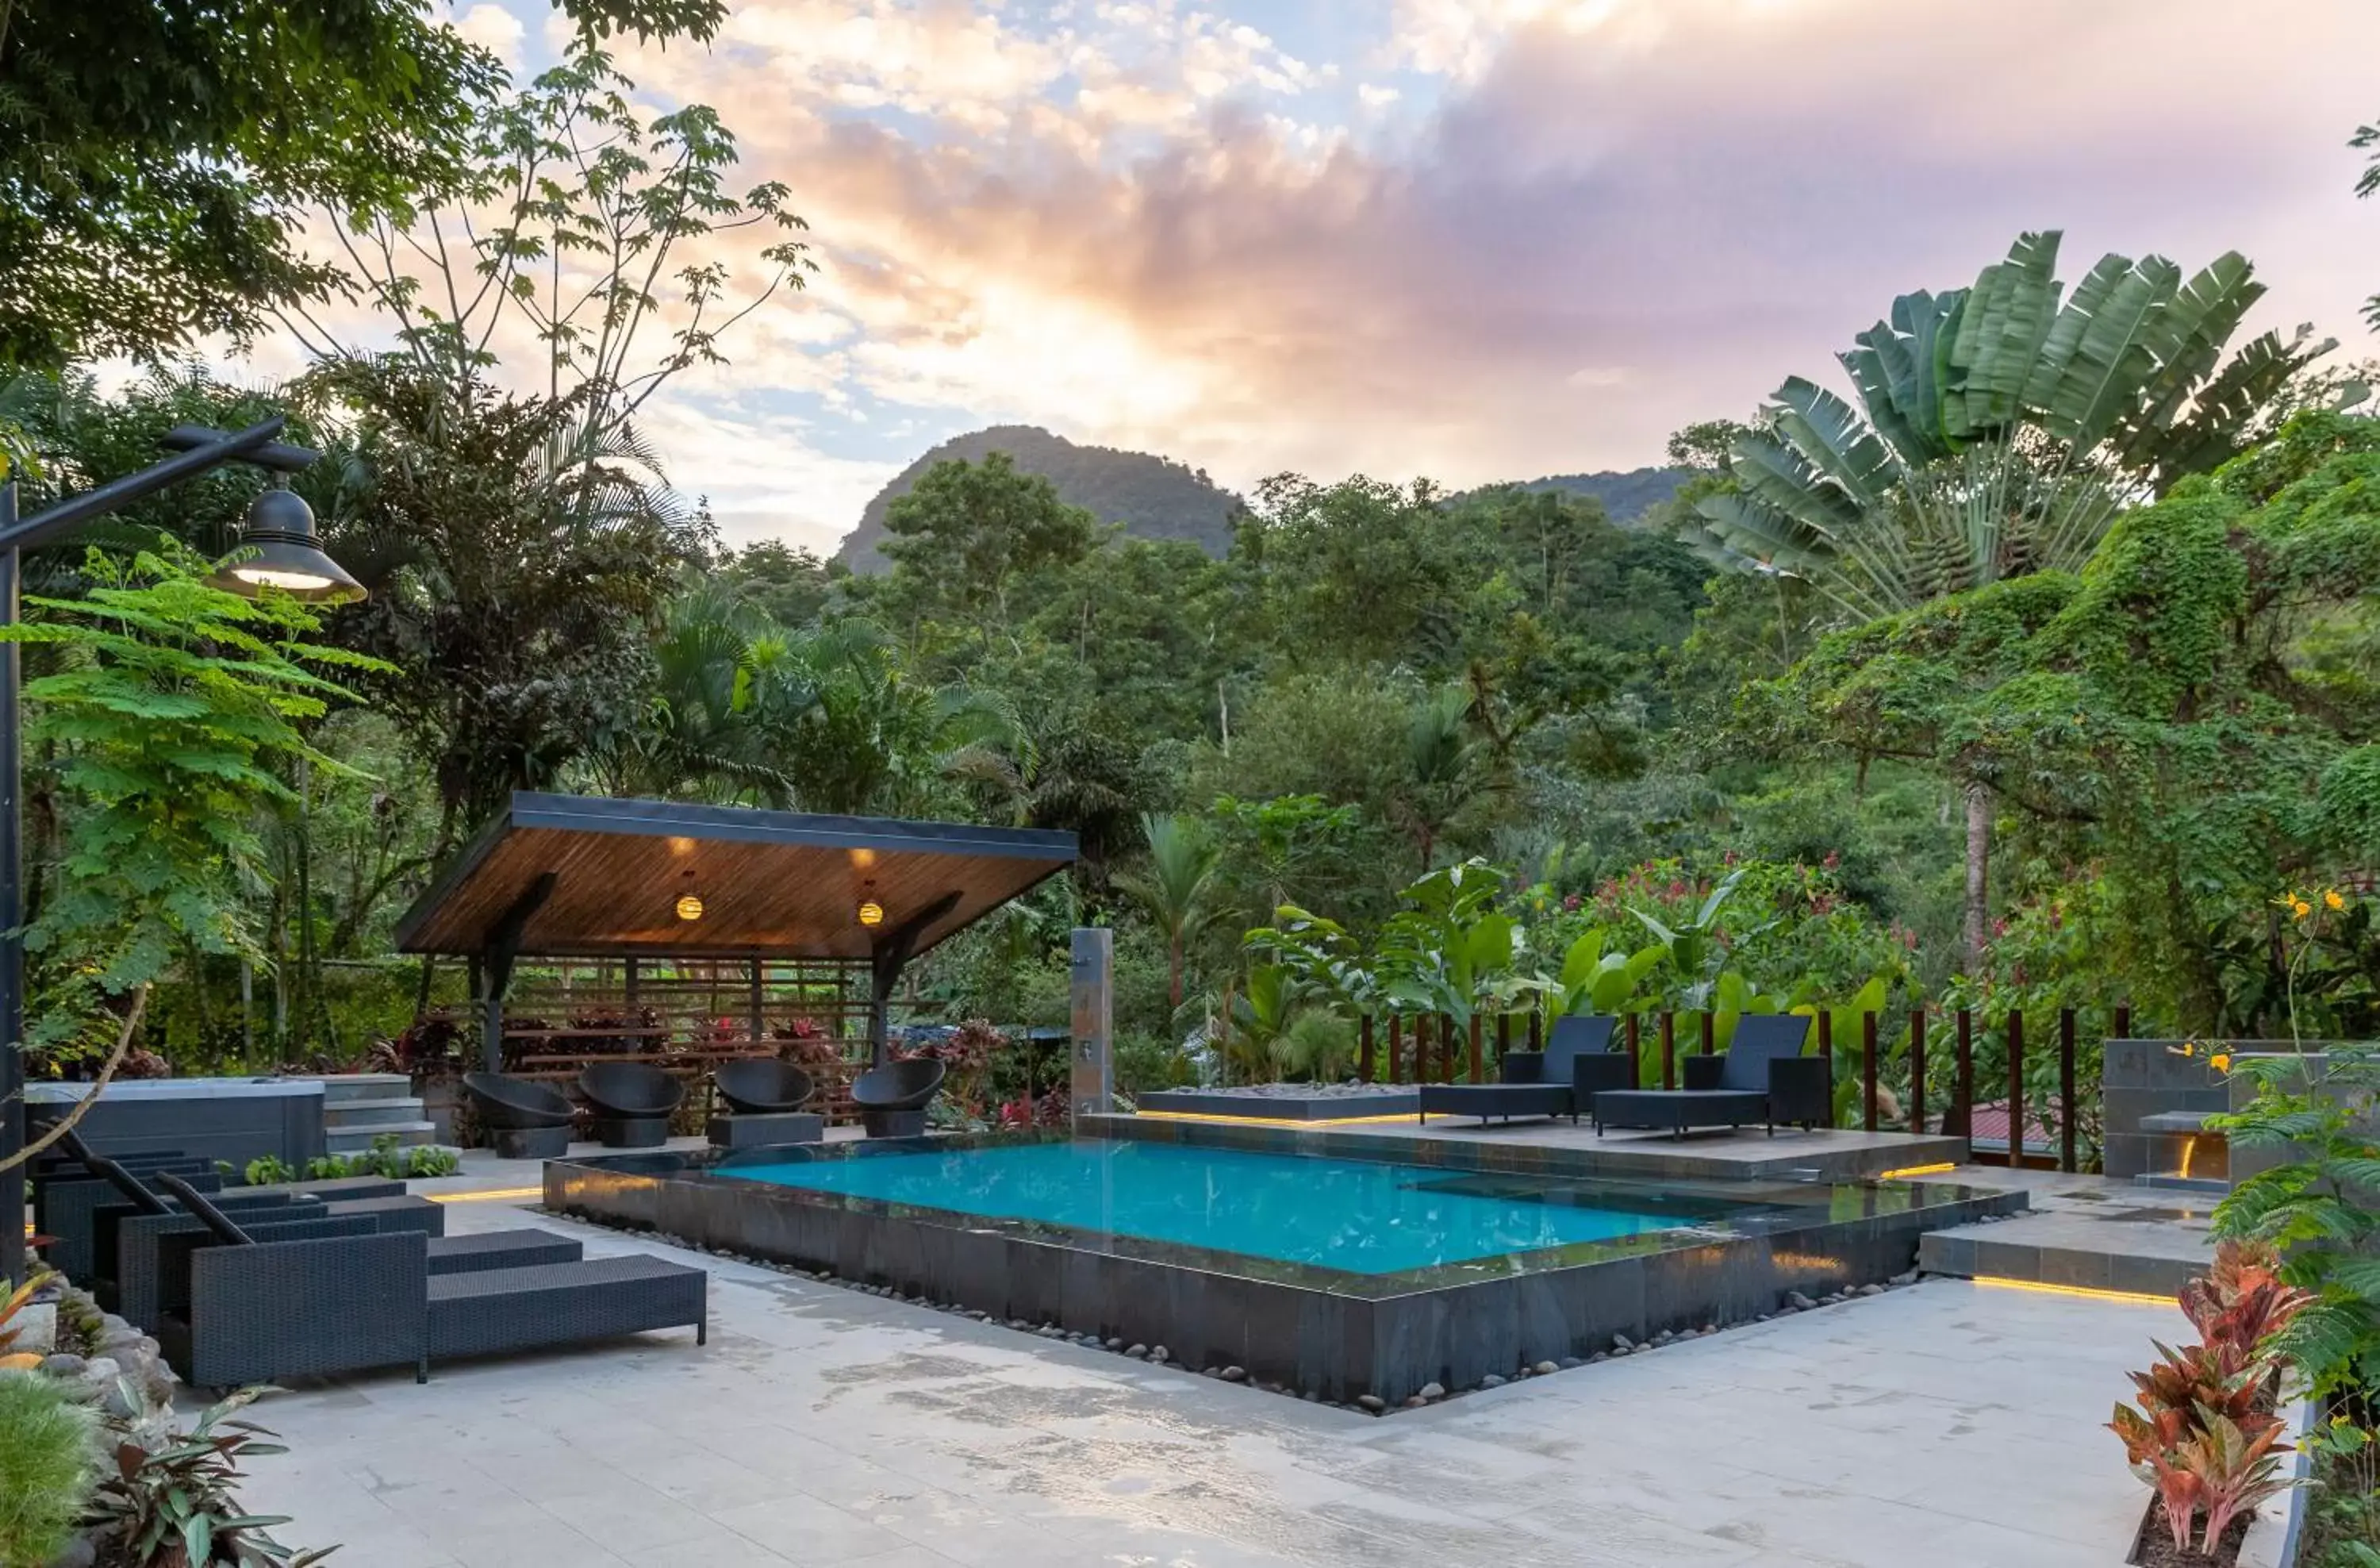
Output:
top-left (475, 873), bottom-right (556, 1073)
top-left (868, 892), bottom-right (961, 1068)
top-left (1069, 928), bottom-right (1113, 1122)
top-left (747, 959), bottom-right (764, 1044)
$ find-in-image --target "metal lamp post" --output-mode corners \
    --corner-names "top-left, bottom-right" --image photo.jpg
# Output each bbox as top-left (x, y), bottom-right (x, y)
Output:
top-left (0, 417), bottom-right (363, 1285)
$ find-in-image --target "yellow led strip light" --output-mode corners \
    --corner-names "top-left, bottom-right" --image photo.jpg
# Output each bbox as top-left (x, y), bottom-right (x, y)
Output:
top-left (1972, 1276), bottom-right (2176, 1308)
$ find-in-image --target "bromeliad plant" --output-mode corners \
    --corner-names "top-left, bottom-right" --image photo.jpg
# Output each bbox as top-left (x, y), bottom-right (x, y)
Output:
top-left (2109, 1239), bottom-right (2313, 1557)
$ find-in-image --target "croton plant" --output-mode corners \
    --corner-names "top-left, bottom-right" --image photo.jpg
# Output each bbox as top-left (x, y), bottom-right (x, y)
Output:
top-left (2109, 1240), bottom-right (2315, 1556)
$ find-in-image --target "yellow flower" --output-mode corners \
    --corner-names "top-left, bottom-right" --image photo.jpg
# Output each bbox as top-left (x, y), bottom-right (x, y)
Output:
top-left (2209, 1052), bottom-right (2232, 1074)
top-left (2325, 889), bottom-right (2346, 911)
top-left (2294, 900), bottom-right (2313, 919)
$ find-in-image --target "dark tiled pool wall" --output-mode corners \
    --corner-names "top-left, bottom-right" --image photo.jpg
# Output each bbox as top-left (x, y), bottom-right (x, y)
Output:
top-left (546, 1155), bottom-right (2025, 1406)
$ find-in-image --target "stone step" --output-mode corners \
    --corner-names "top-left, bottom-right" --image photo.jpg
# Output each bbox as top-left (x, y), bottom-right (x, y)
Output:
top-left (314, 1074), bottom-right (412, 1105)
top-left (324, 1120), bottom-right (436, 1154)
top-left (324, 1097), bottom-right (430, 1128)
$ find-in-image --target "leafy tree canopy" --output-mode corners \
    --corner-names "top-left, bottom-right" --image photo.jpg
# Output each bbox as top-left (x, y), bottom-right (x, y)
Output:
top-left (0, 0), bottom-right (727, 371)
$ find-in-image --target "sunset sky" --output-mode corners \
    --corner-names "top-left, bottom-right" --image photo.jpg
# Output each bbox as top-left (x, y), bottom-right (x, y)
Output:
top-left (442, 0), bottom-right (2380, 554)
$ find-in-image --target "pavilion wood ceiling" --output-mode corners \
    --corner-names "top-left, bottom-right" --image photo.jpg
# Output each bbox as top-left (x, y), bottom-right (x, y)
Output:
top-left (395, 793), bottom-right (1077, 961)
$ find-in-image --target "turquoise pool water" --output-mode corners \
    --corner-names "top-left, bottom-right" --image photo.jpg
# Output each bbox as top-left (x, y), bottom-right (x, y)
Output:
top-left (714, 1139), bottom-right (1690, 1274)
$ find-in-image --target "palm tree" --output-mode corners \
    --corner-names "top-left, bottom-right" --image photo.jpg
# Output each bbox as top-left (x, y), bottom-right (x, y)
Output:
top-left (1394, 684), bottom-right (1486, 872)
top-left (1115, 813), bottom-right (1224, 1009)
top-left (1680, 230), bottom-right (2343, 963)
top-left (1683, 231), bottom-right (2336, 623)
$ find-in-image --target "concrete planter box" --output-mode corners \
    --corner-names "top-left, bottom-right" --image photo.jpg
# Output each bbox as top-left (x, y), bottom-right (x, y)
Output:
top-left (2122, 1383), bottom-right (2319, 1567)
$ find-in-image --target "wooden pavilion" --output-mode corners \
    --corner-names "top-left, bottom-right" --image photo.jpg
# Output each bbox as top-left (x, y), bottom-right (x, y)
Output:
top-left (393, 793), bottom-right (1077, 1111)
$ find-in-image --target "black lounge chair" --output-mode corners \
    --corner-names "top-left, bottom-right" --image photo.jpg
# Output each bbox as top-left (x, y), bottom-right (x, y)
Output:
top-left (1417, 1016), bottom-right (1635, 1126)
top-left (578, 1061), bottom-right (685, 1148)
top-left (708, 1060), bottom-right (824, 1151)
top-left (714, 1059), bottom-right (816, 1116)
top-left (152, 1174), bottom-right (704, 1386)
top-left (1591, 1013), bottom-right (1826, 1138)
top-left (850, 1058), bottom-right (944, 1138)
top-left (464, 1070), bottom-right (578, 1158)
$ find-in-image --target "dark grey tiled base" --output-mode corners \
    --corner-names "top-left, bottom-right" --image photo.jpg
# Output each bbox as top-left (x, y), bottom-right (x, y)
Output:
top-left (547, 1146), bottom-right (2025, 1407)
top-left (490, 1125), bottom-right (570, 1159)
top-left (1917, 1229), bottom-right (2204, 1299)
top-left (1137, 1088), bottom-right (1421, 1120)
top-left (708, 1113), bottom-right (824, 1149)
top-left (590, 1116), bottom-right (669, 1148)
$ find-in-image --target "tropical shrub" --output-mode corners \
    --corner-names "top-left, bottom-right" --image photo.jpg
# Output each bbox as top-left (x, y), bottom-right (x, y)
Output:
top-left (82, 1389), bottom-right (335, 1566)
top-left (302, 1134), bottom-right (458, 1182)
top-left (0, 1371), bottom-right (98, 1568)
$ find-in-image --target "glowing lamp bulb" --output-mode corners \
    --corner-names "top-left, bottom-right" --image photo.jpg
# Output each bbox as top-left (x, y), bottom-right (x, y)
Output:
top-left (675, 894), bottom-right (704, 921)
top-left (857, 899), bottom-right (885, 928)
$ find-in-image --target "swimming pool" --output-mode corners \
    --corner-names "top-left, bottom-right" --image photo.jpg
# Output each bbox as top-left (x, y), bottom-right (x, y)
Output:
top-left (548, 1125), bottom-right (2024, 1406)
top-left (713, 1139), bottom-right (1701, 1274)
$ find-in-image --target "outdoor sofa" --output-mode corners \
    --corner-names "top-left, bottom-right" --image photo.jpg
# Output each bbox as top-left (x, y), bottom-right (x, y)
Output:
top-left (1415, 1016), bottom-right (1634, 1126)
top-left (1591, 1014), bottom-right (1826, 1137)
top-left (152, 1173), bottom-right (707, 1387)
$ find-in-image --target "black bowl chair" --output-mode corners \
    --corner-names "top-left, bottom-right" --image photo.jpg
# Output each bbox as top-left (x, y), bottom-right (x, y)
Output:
top-left (463, 1071), bottom-right (578, 1159)
top-left (850, 1058), bottom-right (946, 1138)
top-left (578, 1062), bottom-right (685, 1150)
top-left (713, 1060), bottom-right (816, 1116)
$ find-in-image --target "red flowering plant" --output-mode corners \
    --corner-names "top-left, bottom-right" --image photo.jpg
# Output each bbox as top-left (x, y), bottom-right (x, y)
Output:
top-left (896, 1018), bottom-right (1003, 1120)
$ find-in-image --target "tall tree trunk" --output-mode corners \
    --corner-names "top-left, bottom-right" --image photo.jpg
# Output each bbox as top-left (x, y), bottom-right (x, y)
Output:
top-left (1168, 935), bottom-right (1184, 1010)
top-left (1963, 780), bottom-right (1991, 968)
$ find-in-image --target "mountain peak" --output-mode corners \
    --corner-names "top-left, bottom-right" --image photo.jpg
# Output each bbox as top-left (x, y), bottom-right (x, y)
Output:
top-left (835, 426), bottom-right (1242, 573)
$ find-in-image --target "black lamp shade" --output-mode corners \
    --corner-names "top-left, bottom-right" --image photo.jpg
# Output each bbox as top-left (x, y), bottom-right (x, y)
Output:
top-left (208, 485), bottom-right (366, 604)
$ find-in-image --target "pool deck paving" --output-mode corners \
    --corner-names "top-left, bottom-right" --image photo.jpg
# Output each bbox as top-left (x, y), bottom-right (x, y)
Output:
top-left (244, 1170), bottom-right (2183, 1568)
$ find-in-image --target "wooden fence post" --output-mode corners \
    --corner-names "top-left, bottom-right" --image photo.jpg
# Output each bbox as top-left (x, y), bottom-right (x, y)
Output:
top-left (1908, 1009), bottom-right (1926, 1134)
top-left (1700, 1012), bottom-right (1715, 1055)
top-left (2007, 1009), bottom-right (2026, 1167)
top-left (1955, 1009), bottom-right (1975, 1155)
top-left (1359, 1013), bottom-right (1376, 1083)
top-left (1468, 1014), bottom-right (1484, 1084)
top-left (1625, 1013), bottom-right (1641, 1087)
top-left (1861, 1011), bottom-right (1879, 1133)
top-left (1816, 1010), bottom-right (1833, 1127)
top-left (1659, 1011), bottom-right (1676, 1090)
top-left (2059, 1007), bottom-right (2078, 1174)
top-left (2113, 1003), bottom-right (2131, 1040)
top-left (1441, 1014), bottom-right (1456, 1084)
top-left (1387, 1015), bottom-right (1403, 1084)
top-left (1529, 1010), bottom-right (1543, 1051)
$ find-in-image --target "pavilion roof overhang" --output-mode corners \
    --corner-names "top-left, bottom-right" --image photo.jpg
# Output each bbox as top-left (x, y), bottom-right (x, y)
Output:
top-left (393, 792), bottom-right (1077, 963)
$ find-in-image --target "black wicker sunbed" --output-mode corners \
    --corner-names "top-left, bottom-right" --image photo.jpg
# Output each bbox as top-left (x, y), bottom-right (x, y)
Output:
top-left (1415, 1015), bottom-right (1633, 1126)
top-left (152, 1173), bottom-right (706, 1386)
top-left (1591, 1014), bottom-right (1827, 1137)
